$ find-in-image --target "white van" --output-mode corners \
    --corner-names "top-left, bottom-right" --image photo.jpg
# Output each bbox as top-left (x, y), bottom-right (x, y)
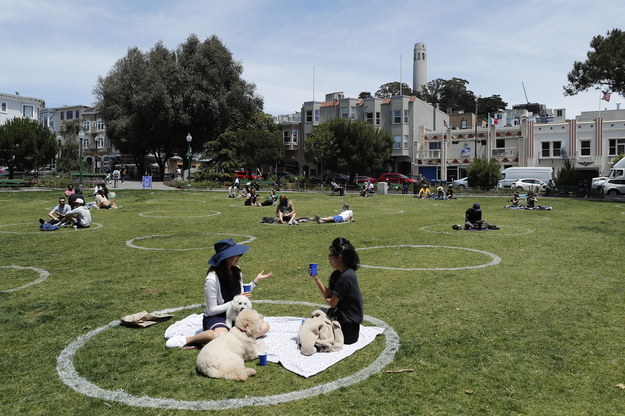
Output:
top-left (600, 158), bottom-right (625, 195)
top-left (497, 167), bottom-right (553, 188)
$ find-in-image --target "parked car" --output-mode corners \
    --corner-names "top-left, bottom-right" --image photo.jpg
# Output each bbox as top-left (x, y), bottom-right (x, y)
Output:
top-left (377, 173), bottom-right (415, 184)
top-left (591, 176), bottom-right (608, 189)
top-left (324, 172), bottom-right (349, 184)
top-left (234, 170), bottom-right (263, 181)
top-left (511, 178), bottom-right (548, 192)
top-left (601, 179), bottom-right (625, 195)
top-left (452, 177), bottom-right (469, 188)
top-left (354, 175), bottom-right (377, 184)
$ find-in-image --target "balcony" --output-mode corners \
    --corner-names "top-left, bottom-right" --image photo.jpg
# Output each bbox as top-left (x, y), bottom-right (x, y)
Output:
top-left (414, 149), bottom-right (442, 160)
top-left (492, 148), bottom-right (518, 158)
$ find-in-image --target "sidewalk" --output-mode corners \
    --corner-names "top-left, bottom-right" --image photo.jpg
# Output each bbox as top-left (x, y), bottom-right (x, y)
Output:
top-left (107, 179), bottom-right (178, 191)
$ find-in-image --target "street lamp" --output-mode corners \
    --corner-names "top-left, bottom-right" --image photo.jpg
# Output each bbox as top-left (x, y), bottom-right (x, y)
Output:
top-left (186, 133), bottom-right (192, 188)
top-left (78, 130), bottom-right (85, 187)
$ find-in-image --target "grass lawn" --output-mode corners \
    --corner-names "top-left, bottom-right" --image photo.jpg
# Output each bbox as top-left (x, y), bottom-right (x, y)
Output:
top-left (1, 189), bottom-right (624, 415)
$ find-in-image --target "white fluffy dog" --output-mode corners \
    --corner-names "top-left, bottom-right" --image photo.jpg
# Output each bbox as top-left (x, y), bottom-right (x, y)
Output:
top-left (225, 294), bottom-right (252, 328)
top-left (196, 308), bottom-right (266, 381)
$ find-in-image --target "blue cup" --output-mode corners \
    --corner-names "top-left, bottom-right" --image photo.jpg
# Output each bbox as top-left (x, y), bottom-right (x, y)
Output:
top-left (258, 352), bottom-right (268, 366)
top-left (309, 263), bottom-right (318, 276)
top-left (243, 284), bottom-right (252, 292)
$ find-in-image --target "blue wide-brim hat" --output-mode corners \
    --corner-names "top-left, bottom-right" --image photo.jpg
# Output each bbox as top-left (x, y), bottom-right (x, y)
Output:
top-left (208, 239), bottom-right (250, 267)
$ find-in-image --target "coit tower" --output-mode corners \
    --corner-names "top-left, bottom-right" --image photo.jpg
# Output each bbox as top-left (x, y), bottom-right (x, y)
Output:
top-left (413, 42), bottom-right (427, 93)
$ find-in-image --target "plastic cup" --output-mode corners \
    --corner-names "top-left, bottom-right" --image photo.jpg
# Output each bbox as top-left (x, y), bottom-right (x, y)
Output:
top-left (258, 352), bottom-right (268, 366)
top-left (309, 263), bottom-right (318, 276)
top-left (243, 284), bottom-right (252, 293)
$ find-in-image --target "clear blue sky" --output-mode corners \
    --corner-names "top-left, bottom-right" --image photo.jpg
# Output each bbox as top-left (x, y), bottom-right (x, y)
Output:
top-left (2, 0), bottom-right (624, 118)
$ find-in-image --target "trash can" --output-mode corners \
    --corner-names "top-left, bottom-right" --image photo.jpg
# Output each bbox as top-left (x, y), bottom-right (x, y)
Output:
top-left (377, 182), bottom-right (388, 195)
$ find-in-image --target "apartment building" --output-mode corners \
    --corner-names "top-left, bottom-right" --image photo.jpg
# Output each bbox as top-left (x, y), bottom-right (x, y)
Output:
top-left (0, 91), bottom-right (45, 126)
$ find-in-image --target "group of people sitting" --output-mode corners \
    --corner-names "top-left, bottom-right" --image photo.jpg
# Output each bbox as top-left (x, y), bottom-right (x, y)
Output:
top-left (506, 192), bottom-right (552, 210)
top-left (262, 198), bottom-right (355, 225)
top-left (414, 184), bottom-right (454, 199)
top-left (359, 181), bottom-right (375, 197)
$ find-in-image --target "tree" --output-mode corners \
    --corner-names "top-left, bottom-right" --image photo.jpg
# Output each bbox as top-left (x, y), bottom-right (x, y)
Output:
top-left (358, 91), bottom-right (373, 99)
top-left (95, 34), bottom-right (263, 177)
top-left (374, 82), bottom-right (417, 98)
top-left (305, 122), bottom-right (339, 175)
top-left (306, 118), bottom-right (393, 177)
top-left (466, 158), bottom-right (501, 187)
top-left (57, 119), bottom-right (82, 173)
top-left (554, 158), bottom-right (581, 186)
top-left (0, 117), bottom-right (58, 178)
top-left (564, 29), bottom-right (625, 97)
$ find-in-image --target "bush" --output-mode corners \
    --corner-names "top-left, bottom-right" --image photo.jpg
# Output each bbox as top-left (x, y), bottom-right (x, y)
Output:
top-left (466, 158), bottom-right (501, 187)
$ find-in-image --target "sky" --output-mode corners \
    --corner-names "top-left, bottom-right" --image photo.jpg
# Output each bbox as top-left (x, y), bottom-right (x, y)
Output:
top-left (2, 0), bottom-right (625, 119)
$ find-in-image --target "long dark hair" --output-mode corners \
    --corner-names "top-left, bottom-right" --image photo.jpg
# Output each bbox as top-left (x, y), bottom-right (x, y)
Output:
top-left (208, 261), bottom-right (242, 301)
top-left (329, 237), bottom-right (360, 270)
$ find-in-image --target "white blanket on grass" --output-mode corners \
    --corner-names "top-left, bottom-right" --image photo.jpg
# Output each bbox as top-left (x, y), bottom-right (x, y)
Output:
top-left (164, 314), bottom-right (384, 378)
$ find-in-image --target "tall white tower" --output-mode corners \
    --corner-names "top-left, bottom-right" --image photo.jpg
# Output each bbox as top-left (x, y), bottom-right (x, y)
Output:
top-left (413, 42), bottom-right (427, 93)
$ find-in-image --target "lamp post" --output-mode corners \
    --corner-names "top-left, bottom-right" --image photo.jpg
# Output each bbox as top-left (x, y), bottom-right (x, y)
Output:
top-left (474, 96), bottom-right (479, 159)
top-left (78, 130), bottom-right (85, 187)
top-left (186, 133), bottom-right (192, 188)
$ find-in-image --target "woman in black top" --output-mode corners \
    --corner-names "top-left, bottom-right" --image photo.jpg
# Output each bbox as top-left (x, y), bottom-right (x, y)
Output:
top-left (310, 237), bottom-right (364, 344)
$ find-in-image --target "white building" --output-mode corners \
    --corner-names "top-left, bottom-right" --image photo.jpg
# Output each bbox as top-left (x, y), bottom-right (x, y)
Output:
top-left (0, 91), bottom-right (45, 126)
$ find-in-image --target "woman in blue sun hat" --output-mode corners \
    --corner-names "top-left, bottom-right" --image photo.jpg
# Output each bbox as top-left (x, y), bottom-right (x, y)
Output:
top-left (166, 239), bottom-right (273, 348)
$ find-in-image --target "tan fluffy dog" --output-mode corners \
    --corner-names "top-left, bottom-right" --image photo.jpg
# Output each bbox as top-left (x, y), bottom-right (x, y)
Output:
top-left (196, 309), bottom-right (266, 381)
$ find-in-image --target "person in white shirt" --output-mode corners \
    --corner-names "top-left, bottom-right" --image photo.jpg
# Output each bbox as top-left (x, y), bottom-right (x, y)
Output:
top-left (315, 203), bottom-right (355, 223)
top-left (58, 198), bottom-right (92, 228)
top-left (46, 197), bottom-right (71, 224)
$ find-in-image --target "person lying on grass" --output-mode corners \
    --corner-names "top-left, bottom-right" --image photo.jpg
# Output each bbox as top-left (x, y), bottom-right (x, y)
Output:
top-left (314, 203), bottom-right (355, 223)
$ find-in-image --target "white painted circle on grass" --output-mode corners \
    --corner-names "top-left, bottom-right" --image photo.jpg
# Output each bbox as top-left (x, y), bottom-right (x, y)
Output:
top-left (356, 244), bottom-right (501, 270)
top-left (0, 265), bottom-right (49, 293)
top-left (333, 208), bottom-right (404, 215)
top-left (139, 211), bottom-right (221, 218)
top-left (418, 224), bottom-right (534, 236)
top-left (146, 199), bottom-right (207, 204)
top-left (56, 300), bottom-right (398, 410)
top-left (0, 222), bottom-right (104, 234)
top-left (126, 233), bottom-right (257, 251)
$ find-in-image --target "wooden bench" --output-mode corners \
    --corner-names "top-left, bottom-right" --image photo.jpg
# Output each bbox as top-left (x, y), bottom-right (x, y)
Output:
top-left (0, 179), bottom-right (27, 188)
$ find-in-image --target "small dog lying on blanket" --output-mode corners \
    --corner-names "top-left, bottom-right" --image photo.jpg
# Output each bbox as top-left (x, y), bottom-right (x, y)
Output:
top-left (226, 294), bottom-right (252, 328)
top-left (196, 308), bottom-right (266, 381)
top-left (298, 309), bottom-right (343, 355)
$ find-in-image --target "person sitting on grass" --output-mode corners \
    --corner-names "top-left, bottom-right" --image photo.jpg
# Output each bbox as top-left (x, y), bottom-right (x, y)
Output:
top-left (45, 196), bottom-right (70, 224)
top-left (276, 195), bottom-right (297, 224)
top-left (509, 193), bottom-right (521, 207)
top-left (58, 198), bottom-right (92, 229)
top-left (417, 184), bottom-right (431, 198)
top-left (452, 202), bottom-right (499, 230)
top-left (95, 189), bottom-right (117, 209)
top-left (445, 185), bottom-right (454, 199)
top-left (315, 203), bottom-right (355, 223)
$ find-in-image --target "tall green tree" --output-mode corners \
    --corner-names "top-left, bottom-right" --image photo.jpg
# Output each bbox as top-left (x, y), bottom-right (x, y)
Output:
top-left (57, 119), bottom-right (82, 173)
top-left (0, 118), bottom-right (58, 178)
top-left (466, 158), bottom-right (501, 187)
top-left (564, 29), bottom-right (625, 97)
top-left (418, 78), bottom-right (507, 118)
top-left (306, 118), bottom-right (393, 177)
top-left (95, 34), bottom-right (263, 177)
top-left (375, 82), bottom-right (417, 98)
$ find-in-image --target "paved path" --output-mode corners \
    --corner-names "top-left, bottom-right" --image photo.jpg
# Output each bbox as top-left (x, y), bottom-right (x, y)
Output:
top-left (107, 179), bottom-right (178, 191)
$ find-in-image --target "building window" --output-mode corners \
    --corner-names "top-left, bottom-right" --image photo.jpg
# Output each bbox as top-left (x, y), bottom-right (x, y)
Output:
top-left (461, 119), bottom-right (467, 129)
top-left (60, 112), bottom-right (64, 120)
top-left (556, 109), bottom-right (563, 117)
top-left (541, 141), bottom-right (561, 157)
top-left (350, 106), bottom-right (356, 119)
top-left (83, 120), bottom-right (90, 131)
top-left (496, 139), bottom-right (505, 148)
top-left (306, 110), bottom-right (312, 122)
top-left (314, 109), bottom-right (320, 122)
top-left (82, 138), bottom-right (89, 148)
top-left (292, 130), bottom-right (298, 144)
top-left (403, 109), bottom-right (409, 123)
top-left (341, 107), bottom-right (349, 119)
top-left (393, 110), bottom-right (401, 124)
top-left (393, 135), bottom-right (401, 149)
top-left (580, 140), bottom-right (591, 156)
top-left (283, 130), bottom-right (291, 144)
top-left (23, 105), bottom-right (34, 118)
top-left (66, 110), bottom-right (73, 120)
top-left (429, 142), bottom-right (441, 150)
top-left (403, 135), bottom-right (409, 149)
top-left (96, 137), bottom-right (105, 148)
top-left (366, 112), bottom-right (373, 124)
top-left (609, 138), bottom-right (625, 155)
top-left (0, 102), bottom-right (6, 112)
top-left (43, 117), bottom-right (48, 126)
top-left (50, 120), bottom-right (54, 128)
top-left (375, 112), bottom-right (380, 125)
top-left (75, 109), bottom-right (80, 119)
top-left (97, 119), bottom-right (105, 130)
